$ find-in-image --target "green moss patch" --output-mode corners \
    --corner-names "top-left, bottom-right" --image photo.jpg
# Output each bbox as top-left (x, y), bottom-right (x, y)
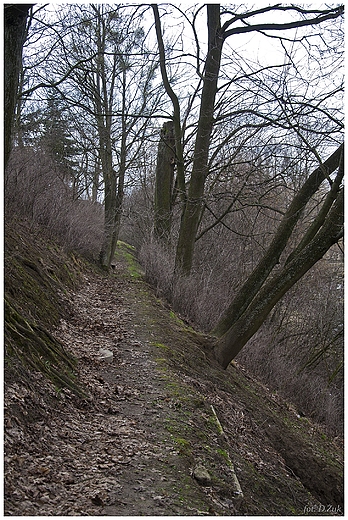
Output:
top-left (115, 241), bottom-right (143, 279)
top-left (4, 219), bottom-right (86, 396)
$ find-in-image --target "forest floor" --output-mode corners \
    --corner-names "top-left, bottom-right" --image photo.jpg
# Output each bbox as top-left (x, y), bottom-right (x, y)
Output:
top-left (4, 232), bottom-right (344, 516)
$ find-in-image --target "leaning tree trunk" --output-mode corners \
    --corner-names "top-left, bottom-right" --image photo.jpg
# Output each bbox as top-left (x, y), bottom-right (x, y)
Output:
top-left (4, 4), bottom-right (32, 170)
top-left (212, 144), bottom-right (344, 338)
top-left (213, 187), bottom-right (343, 368)
top-left (154, 120), bottom-right (176, 242)
top-left (174, 4), bottom-right (223, 275)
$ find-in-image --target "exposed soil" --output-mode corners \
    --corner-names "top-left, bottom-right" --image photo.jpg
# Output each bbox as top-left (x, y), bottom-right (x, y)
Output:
top-left (4, 239), bottom-right (344, 516)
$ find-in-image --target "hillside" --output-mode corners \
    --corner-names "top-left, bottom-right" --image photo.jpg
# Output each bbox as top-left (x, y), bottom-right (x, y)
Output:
top-left (4, 219), bottom-right (344, 516)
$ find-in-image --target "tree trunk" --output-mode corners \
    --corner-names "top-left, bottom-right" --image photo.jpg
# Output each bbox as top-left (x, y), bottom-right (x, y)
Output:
top-left (154, 120), bottom-right (176, 241)
top-left (213, 187), bottom-right (343, 368)
top-left (100, 168), bottom-right (116, 268)
top-left (113, 107), bottom-right (127, 259)
top-left (4, 4), bottom-right (32, 170)
top-left (99, 90), bottom-right (127, 270)
top-left (98, 112), bottom-right (117, 270)
top-left (152, 4), bottom-right (185, 204)
top-left (212, 144), bottom-right (344, 337)
top-left (175, 4), bottom-right (223, 275)
top-left (90, 156), bottom-right (100, 203)
top-left (94, 5), bottom-right (120, 271)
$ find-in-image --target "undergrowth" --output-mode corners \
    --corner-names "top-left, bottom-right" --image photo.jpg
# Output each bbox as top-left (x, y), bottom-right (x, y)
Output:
top-left (136, 235), bottom-right (343, 435)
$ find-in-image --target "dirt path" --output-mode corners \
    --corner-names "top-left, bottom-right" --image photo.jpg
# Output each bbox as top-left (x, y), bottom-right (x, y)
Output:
top-left (58, 263), bottom-right (216, 516)
top-left (4, 244), bottom-right (344, 516)
top-left (5, 251), bottom-right (228, 515)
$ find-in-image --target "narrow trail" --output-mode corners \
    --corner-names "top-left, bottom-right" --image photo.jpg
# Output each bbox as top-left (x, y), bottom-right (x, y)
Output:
top-left (4, 244), bottom-right (344, 516)
top-left (5, 251), bottom-right (226, 516)
top-left (59, 261), bottom-right (214, 516)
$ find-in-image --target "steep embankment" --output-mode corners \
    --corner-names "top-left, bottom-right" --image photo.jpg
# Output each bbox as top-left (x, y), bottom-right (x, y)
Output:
top-left (4, 221), bottom-right (343, 516)
top-left (4, 219), bottom-right (85, 394)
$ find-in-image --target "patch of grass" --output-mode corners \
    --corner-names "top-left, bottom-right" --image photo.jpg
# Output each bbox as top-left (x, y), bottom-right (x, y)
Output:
top-left (152, 342), bottom-right (170, 351)
top-left (216, 448), bottom-right (233, 467)
top-left (118, 240), bottom-right (135, 251)
top-left (116, 241), bottom-right (143, 279)
top-left (167, 309), bottom-right (196, 333)
top-left (173, 437), bottom-right (192, 456)
top-left (155, 357), bottom-right (167, 364)
top-left (169, 310), bottom-right (185, 327)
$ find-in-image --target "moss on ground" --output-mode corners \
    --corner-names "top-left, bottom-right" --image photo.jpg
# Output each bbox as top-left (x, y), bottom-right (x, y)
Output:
top-left (115, 241), bottom-right (143, 279)
top-left (4, 219), bottom-right (86, 396)
top-left (6, 229), bottom-right (343, 515)
top-left (113, 240), bottom-right (343, 515)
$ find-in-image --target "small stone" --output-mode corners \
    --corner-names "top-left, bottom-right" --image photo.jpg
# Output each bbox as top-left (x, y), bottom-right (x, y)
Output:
top-left (98, 349), bottom-right (113, 363)
top-left (193, 464), bottom-right (212, 486)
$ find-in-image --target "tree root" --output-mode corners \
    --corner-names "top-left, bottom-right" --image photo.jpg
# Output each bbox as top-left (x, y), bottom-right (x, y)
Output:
top-left (5, 298), bottom-right (86, 398)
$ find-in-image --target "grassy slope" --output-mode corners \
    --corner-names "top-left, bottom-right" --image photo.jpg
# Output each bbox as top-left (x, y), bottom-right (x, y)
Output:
top-left (115, 242), bottom-right (343, 515)
top-left (4, 221), bottom-right (344, 515)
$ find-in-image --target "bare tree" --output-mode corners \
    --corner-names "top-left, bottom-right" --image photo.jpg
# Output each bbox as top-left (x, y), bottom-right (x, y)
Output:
top-left (212, 144), bottom-right (343, 367)
top-left (4, 4), bottom-right (33, 169)
top-left (152, 4), bottom-right (344, 275)
top-left (62, 5), bottom-right (161, 268)
top-left (150, 3), bottom-right (344, 368)
top-left (19, 4), bottom-right (161, 269)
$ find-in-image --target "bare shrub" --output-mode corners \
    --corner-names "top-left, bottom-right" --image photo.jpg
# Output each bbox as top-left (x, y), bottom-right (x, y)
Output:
top-left (238, 331), bottom-right (343, 434)
top-left (139, 238), bottom-right (175, 300)
top-left (120, 186), bottom-right (155, 250)
top-left (138, 233), bottom-right (237, 332)
top-left (121, 172), bottom-right (344, 434)
top-left (237, 261), bottom-right (344, 434)
top-left (56, 199), bottom-right (104, 259)
top-left (5, 147), bottom-right (103, 260)
top-left (170, 267), bottom-right (231, 332)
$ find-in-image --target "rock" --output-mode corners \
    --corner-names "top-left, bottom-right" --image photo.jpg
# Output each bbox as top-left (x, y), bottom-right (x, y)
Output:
top-left (230, 465), bottom-right (244, 504)
top-left (98, 349), bottom-right (113, 363)
top-left (193, 464), bottom-right (212, 486)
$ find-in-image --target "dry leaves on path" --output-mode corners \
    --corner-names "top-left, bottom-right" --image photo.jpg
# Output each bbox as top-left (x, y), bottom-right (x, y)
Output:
top-left (4, 270), bottom-right (216, 516)
top-left (5, 260), bottom-right (343, 516)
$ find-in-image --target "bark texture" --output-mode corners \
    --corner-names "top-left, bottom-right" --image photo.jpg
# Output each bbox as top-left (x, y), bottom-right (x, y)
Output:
top-left (4, 4), bottom-right (32, 169)
top-left (213, 168), bottom-right (344, 368)
top-left (154, 121), bottom-right (176, 242)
